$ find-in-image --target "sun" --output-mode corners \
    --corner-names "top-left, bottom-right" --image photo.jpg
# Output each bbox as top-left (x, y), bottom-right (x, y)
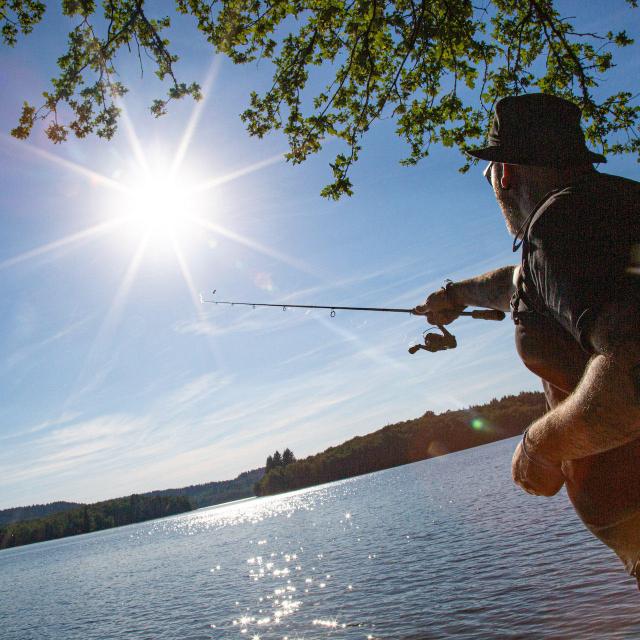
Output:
top-left (0, 55), bottom-right (301, 373)
top-left (123, 173), bottom-right (194, 243)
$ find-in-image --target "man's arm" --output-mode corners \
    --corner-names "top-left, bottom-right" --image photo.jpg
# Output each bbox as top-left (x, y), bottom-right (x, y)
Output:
top-left (513, 300), bottom-right (640, 495)
top-left (446, 265), bottom-right (518, 312)
top-left (415, 265), bottom-right (517, 324)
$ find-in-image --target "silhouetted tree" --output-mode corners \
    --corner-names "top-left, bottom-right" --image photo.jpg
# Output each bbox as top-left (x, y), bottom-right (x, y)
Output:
top-left (272, 450), bottom-right (283, 467)
top-left (265, 455), bottom-right (274, 472)
top-left (4, 3), bottom-right (639, 198)
top-left (282, 448), bottom-right (296, 466)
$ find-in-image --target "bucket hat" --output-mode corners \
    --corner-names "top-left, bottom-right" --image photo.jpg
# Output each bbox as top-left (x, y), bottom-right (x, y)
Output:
top-left (468, 93), bottom-right (606, 166)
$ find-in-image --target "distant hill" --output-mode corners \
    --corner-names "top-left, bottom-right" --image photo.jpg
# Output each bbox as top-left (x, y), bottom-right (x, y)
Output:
top-left (0, 501), bottom-right (83, 527)
top-left (255, 391), bottom-right (546, 496)
top-left (1, 392), bottom-right (544, 547)
top-left (143, 468), bottom-right (265, 507)
top-left (0, 469), bottom-right (265, 528)
top-left (0, 494), bottom-right (192, 549)
top-left (0, 468), bottom-right (266, 549)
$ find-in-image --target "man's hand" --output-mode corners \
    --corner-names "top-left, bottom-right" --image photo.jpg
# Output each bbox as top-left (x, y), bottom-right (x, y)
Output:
top-left (413, 287), bottom-right (466, 325)
top-left (511, 437), bottom-right (565, 497)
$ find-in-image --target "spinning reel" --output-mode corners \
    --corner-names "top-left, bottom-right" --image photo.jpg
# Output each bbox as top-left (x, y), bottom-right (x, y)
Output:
top-left (408, 308), bottom-right (505, 355)
top-left (408, 324), bottom-right (457, 354)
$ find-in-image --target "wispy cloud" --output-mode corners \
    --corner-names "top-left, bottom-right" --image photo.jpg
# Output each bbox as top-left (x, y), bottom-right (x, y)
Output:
top-left (0, 414), bottom-right (150, 485)
top-left (280, 260), bottom-right (420, 304)
top-left (173, 318), bottom-right (223, 337)
top-left (0, 242), bottom-right (531, 508)
top-left (0, 220), bottom-right (121, 272)
top-left (163, 372), bottom-right (234, 414)
top-left (173, 305), bottom-right (309, 338)
top-left (4, 316), bottom-right (92, 372)
top-left (43, 414), bottom-right (143, 447)
top-left (385, 250), bottom-right (514, 308)
top-left (0, 410), bottom-right (81, 442)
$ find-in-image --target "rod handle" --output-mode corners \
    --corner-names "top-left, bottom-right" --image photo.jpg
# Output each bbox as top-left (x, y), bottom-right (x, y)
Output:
top-left (467, 309), bottom-right (505, 321)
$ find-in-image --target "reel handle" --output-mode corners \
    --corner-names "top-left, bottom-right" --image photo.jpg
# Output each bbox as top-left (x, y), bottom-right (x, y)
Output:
top-left (466, 309), bottom-right (505, 321)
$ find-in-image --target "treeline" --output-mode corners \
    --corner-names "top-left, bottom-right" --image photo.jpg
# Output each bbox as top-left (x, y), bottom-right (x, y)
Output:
top-left (1, 469), bottom-right (264, 529)
top-left (0, 494), bottom-right (192, 549)
top-left (265, 449), bottom-right (296, 472)
top-left (0, 470), bottom-right (265, 548)
top-left (254, 392), bottom-right (546, 496)
top-left (1, 393), bottom-right (544, 545)
top-left (0, 501), bottom-right (82, 527)
top-left (145, 468), bottom-right (264, 508)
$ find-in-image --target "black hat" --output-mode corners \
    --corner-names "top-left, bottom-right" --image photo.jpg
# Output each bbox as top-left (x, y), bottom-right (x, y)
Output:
top-left (468, 93), bottom-right (606, 166)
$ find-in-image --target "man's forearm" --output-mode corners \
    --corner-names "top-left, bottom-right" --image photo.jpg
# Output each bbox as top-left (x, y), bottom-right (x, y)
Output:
top-left (447, 266), bottom-right (517, 312)
top-left (528, 351), bottom-right (640, 462)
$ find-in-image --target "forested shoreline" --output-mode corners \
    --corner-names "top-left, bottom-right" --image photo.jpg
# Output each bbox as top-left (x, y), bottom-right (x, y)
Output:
top-left (0, 495), bottom-right (192, 549)
top-left (144, 468), bottom-right (264, 508)
top-left (0, 469), bottom-right (265, 550)
top-left (255, 392), bottom-right (546, 496)
top-left (0, 501), bottom-right (82, 527)
top-left (2, 393), bottom-right (544, 548)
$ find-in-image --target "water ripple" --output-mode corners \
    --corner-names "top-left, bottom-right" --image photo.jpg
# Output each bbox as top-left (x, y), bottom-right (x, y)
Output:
top-left (3, 438), bottom-right (640, 639)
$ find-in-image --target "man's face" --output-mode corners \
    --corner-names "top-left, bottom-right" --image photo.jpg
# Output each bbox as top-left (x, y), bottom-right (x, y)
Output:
top-left (486, 162), bottom-right (524, 235)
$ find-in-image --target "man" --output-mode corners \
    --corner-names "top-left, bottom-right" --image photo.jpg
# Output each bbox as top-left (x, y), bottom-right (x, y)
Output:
top-left (416, 93), bottom-right (640, 585)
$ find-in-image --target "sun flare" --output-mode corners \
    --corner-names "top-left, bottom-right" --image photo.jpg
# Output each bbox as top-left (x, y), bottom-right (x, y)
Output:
top-left (114, 165), bottom-right (206, 248)
top-left (1, 58), bottom-right (296, 379)
top-left (125, 175), bottom-right (191, 240)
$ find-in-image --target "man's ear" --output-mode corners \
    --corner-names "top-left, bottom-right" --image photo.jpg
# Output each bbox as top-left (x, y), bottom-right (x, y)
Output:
top-left (501, 163), bottom-right (515, 190)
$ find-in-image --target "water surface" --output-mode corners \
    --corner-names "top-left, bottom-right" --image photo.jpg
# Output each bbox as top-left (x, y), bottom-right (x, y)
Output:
top-left (3, 437), bottom-right (639, 639)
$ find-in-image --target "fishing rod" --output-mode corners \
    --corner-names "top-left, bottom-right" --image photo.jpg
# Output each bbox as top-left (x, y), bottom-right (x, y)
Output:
top-left (200, 290), bottom-right (505, 355)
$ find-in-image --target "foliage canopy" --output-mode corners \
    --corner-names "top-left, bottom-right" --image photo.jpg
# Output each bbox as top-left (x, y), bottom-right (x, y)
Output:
top-left (3, 1), bottom-right (640, 197)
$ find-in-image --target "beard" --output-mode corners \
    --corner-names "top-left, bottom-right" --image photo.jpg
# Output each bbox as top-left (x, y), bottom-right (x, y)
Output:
top-left (495, 186), bottom-right (526, 236)
top-left (491, 164), bottom-right (554, 236)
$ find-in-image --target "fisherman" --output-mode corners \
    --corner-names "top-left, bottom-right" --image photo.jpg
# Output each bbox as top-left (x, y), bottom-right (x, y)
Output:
top-left (416, 93), bottom-right (640, 585)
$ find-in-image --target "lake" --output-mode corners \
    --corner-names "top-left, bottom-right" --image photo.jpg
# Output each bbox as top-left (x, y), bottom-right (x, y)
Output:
top-left (2, 436), bottom-right (639, 639)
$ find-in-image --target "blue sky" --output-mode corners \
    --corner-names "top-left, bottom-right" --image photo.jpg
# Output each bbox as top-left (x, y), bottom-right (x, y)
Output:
top-left (1, 3), bottom-right (639, 508)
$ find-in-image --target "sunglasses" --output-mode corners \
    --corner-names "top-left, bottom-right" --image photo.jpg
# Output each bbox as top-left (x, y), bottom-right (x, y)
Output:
top-left (483, 162), bottom-right (494, 186)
